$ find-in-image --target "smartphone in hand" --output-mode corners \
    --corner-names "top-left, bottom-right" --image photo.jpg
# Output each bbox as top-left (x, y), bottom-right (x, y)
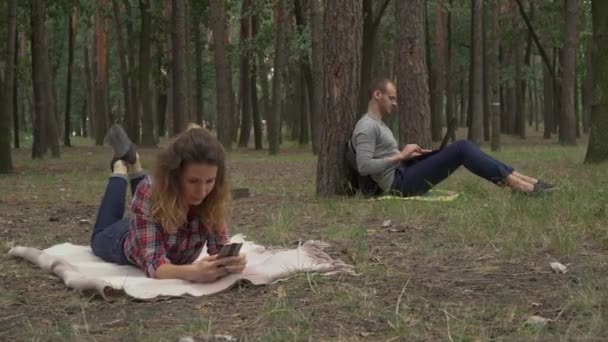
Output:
top-left (217, 243), bottom-right (243, 258)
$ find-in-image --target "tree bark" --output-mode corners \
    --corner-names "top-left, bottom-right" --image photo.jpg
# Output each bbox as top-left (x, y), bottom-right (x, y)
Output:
top-left (468, 0), bottom-right (483, 143)
top-left (359, 0), bottom-right (391, 113)
top-left (310, 0), bottom-right (323, 154)
top-left (585, 0), bottom-right (608, 162)
top-left (124, 2), bottom-right (140, 143)
top-left (515, 24), bottom-right (525, 139)
top-left (171, 0), bottom-right (189, 135)
top-left (0, 0), bottom-right (17, 172)
top-left (112, 0), bottom-right (135, 140)
top-left (193, 12), bottom-right (204, 124)
top-left (13, 28), bottom-right (20, 148)
top-left (251, 12), bottom-right (263, 150)
top-left (560, 0), bottom-right (578, 145)
top-left (543, 55), bottom-right (554, 139)
top-left (238, 0), bottom-right (252, 148)
top-left (431, 1), bottom-right (446, 142)
top-left (64, 7), bottom-right (77, 148)
top-left (269, 0), bottom-right (288, 155)
top-left (395, 0), bottom-right (431, 147)
top-left (490, 0), bottom-right (500, 151)
top-left (138, 0), bottom-right (155, 145)
top-left (446, 0), bottom-right (456, 142)
top-left (298, 71), bottom-right (310, 145)
top-left (94, 0), bottom-right (110, 146)
top-left (293, 0), bottom-right (315, 149)
top-left (31, 0), bottom-right (60, 158)
top-left (316, 0), bottom-right (361, 196)
top-left (210, 0), bottom-right (233, 150)
top-left (482, 3), bottom-right (490, 142)
top-left (582, 37), bottom-right (592, 133)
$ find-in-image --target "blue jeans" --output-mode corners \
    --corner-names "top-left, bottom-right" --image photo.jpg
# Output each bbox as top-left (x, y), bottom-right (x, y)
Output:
top-left (90, 172), bottom-right (146, 265)
top-left (391, 140), bottom-right (514, 197)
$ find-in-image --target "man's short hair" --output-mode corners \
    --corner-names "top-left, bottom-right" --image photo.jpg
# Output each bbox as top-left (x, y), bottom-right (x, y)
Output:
top-left (368, 78), bottom-right (394, 100)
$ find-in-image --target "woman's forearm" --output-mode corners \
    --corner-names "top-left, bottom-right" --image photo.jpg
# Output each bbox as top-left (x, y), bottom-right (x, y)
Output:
top-left (155, 263), bottom-right (196, 281)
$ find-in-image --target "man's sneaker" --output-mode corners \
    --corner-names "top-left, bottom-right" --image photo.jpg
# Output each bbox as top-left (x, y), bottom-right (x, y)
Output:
top-left (536, 180), bottom-right (558, 191)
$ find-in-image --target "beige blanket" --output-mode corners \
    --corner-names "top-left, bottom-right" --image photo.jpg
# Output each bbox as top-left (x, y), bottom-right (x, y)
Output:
top-left (8, 235), bottom-right (355, 300)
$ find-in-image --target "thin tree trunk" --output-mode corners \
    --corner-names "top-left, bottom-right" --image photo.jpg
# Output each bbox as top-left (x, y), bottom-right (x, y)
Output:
top-left (582, 37), bottom-right (592, 133)
top-left (238, 0), bottom-right (252, 148)
top-left (269, 0), bottom-right (288, 155)
top-left (359, 0), bottom-right (392, 113)
top-left (432, 0), bottom-right (446, 142)
top-left (490, 0), bottom-right (500, 151)
top-left (446, 0), bottom-right (456, 142)
top-left (468, 0), bottom-right (483, 143)
top-left (293, 0), bottom-right (315, 149)
top-left (560, 0), bottom-right (578, 145)
top-left (1, 0), bottom-right (17, 172)
top-left (310, 0), bottom-right (323, 154)
top-left (316, 0), bottom-right (361, 196)
top-left (543, 58), bottom-right (554, 139)
top-left (138, 0), bottom-right (155, 145)
top-left (31, 0), bottom-right (60, 158)
top-left (193, 13), bottom-right (204, 124)
top-left (210, 0), bottom-right (233, 150)
top-left (482, 3), bottom-right (490, 142)
top-left (112, 0), bottom-right (134, 138)
top-left (251, 12), bottom-right (263, 150)
top-left (515, 26), bottom-right (525, 138)
top-left (13, 28), bottom-right (20, 148)
top-left (171, 0), bottom-right (189, 135)
top-left (298, 72), bottom-right (310, 145)
top-left (124, 1), bottom-right (140, 142)
top-left (64, 7), bottom-right (77, 147)
top-left (396, 0), bottom-right (431, 147)
top-left (585, 0), bottom-right (608, 162)
top-left (94, 0), bottom-right (110, 146)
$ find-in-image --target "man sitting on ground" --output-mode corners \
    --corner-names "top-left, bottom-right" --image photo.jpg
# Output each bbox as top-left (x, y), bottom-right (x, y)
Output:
top-left (350, 78), bottom-right (555, 197)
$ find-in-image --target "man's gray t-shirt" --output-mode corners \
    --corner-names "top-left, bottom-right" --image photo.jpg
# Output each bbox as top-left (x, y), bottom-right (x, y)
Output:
top-left (351, 114), bottom-right (399, 192)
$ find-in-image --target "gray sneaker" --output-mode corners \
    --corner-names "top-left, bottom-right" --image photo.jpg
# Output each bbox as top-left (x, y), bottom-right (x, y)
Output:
top-left (106, 124), bottom-right (137, 168)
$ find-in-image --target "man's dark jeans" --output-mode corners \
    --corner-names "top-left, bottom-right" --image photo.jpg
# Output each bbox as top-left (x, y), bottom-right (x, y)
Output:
top-left (90, 173), bottom-right (146, 265)
top-left (391, 140), bottom-right (514, 197)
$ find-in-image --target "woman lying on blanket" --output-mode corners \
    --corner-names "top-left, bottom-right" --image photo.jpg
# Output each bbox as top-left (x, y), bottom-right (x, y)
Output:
top-left (90, 124), bottom-right (246, 282)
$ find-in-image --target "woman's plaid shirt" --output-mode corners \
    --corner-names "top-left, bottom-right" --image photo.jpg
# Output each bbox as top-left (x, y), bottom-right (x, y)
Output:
top-left (123, 177), bottom-right (228, 277)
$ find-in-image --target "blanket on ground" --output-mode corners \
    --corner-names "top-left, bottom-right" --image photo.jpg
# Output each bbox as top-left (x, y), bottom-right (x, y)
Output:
top-left (8, 234), bottom-right (355, 300)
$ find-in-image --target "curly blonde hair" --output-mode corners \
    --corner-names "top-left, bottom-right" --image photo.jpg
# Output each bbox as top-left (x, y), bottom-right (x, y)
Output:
top-left (150, 125), bottom-right (230, 234)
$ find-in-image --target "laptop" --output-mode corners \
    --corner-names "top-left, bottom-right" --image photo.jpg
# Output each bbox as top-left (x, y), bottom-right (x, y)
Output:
top-left (403, 117), bottom-right (457, 165)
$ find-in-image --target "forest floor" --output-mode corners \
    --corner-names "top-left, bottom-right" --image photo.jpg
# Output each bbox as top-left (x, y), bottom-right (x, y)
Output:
top-left (1, 130), bottom-right (607, 341)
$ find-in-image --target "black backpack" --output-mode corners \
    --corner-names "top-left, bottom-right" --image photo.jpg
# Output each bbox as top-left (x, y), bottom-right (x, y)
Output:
top-left (345, 140), bottom-right (383, 197)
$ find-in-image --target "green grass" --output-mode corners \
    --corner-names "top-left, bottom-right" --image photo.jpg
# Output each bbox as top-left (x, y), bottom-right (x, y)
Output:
top-left (1, 132), bottom-right (608, 340)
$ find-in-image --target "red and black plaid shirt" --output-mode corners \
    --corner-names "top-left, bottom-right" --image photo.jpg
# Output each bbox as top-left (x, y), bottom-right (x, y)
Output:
top-left (123, 176), bottom-right (229, 278)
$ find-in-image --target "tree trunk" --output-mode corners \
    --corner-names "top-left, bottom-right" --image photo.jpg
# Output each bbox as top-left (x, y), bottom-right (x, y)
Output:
top-left (112, 0), bottom-right (135, 139)
top-left (396, 0), bottom-right (431, 147)
top-left (64, 7), bottom-right (77, 148)
top-left (138, 0), bottom-right (155, 145)
top-left (171, 0), bottom-right (189, 135)
top-left (585, 0), bottom-right (608, 162)
top-left (238, 0), bottom-right (252, 148)
top-left (83, 45), bottom-right (95, 141)
top-left (432, 0), bottom-right (446, 142)
top-left (210, 0), bottom-right (233, 150)
top-left (310, 0), bottom-right (323, 154)
top-left (269, 0), bottom-right (288, 155)
top-left (31, 0), bottom-right (60, 158)
top-left (582, 37), bottom-right (592, 133)
top-left (543, 59), bottom-right (554, 139)
top-left (446, 0), bottom-right (456, 142)
top-left (515, 27), bottom-right (525, 139)
top-left (193, 12), bottom-right (204, 124)
top-left (359, 0), bottom-right (392, 113)
top-left (0, 0), bottom-right (17, 172)
top-left (468, 0), bottom-right (483, 143)
top-left (490, 0), bottom-right (500, 151)
top-left (251, 12), bottom-right (263, 150)
top-left (559, 0), bottom-right (578, 145)
top-left (94, 0), bottom-right (110, 146)
top-left (316, 0), bottom-right (361, 196)
top-left (293, 0), bottom-right (316, 150)
top-left (124, 2), bottom-right (140, 143)
top-left (13, 28), bottom-right (20, 148)
top-left (298, 71), bottom-right (310, 145)
top-left (482, 3), bottom-right (490, 142)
